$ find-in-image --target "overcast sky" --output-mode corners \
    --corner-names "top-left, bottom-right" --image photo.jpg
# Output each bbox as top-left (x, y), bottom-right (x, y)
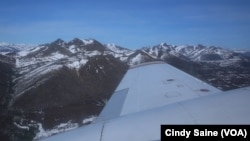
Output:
top-left (1, 0), bottom-right (250, 49)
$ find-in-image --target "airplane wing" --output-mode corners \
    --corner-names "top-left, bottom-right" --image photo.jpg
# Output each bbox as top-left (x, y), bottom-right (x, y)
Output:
top-left (41, 62), bottom-right (250, 141)
top-left (95, 62), bottom-right (221, 122)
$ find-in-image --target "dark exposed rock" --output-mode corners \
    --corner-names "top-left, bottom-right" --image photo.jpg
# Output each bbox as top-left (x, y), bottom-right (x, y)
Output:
top-left (200, 54), bottom-right (222, 61)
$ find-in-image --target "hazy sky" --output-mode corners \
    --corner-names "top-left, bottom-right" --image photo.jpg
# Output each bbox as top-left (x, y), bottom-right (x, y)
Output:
top-left (1, 0), bottom-right (250, 49)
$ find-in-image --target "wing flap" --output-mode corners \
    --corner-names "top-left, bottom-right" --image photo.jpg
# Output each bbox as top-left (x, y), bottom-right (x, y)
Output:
top-left (95, 88), bottom-right (129, 122)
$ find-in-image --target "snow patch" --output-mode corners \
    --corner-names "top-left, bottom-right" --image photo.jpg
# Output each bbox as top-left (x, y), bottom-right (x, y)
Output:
top-left (18, 50), bottom-right (29, 57)
top-left (14, 122), bottom-right (29, 130)
top-left (105, 43), bottom-right (133, 55)
top-left (67, 59), bottom-right (88, 69)
top-left (68, 45), bottom-right (77, 53)
top-left (82, 39), bottom-right (94, 45)
top-left (82, 115), bottom-right (97, 124)
top-left (128, 53), bottom-right (143, 66)
top-left (50, 52), bottom-right (66, 60)
top-left (85, 50), bottom-right (101, 57)
top-left (34, 122), bottom-right (78, 140)
top-left (106, 43), bottom-right (118, 52)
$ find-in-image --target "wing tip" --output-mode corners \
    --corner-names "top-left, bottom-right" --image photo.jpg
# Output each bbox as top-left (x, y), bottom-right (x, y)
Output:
top-left (129, 61), bottom-right (166, 69)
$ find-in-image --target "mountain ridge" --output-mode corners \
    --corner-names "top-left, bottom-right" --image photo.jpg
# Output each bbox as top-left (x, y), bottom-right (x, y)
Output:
top-left (2, 38), bottom-right (249, 69)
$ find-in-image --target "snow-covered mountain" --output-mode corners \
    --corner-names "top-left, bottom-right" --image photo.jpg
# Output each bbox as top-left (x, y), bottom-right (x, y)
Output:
top-left (12, 38), bottom-right (146, 99)
top-left (143, 43), bottom-right (246, 67)
top-left (0, 38), bottom-right (249, 141)
top-left (2, 38), bottom-right (250, 103)
top-left (1, 39), bottom-right (248, 70)
top-left (0, 42), bottom-right (36, 55)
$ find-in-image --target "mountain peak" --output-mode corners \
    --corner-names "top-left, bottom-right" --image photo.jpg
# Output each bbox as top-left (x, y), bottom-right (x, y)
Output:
top-left (160, 42), bottom-right (167, 46)
top-left (68, 38), bottom-right (96, 46)
top-left (50, 39), bottom-right (65, 48)
top-left (81, 39), bottom-right (95, 45)
top-left (160, 42), bottom-right (170, 47)
top-left (68, 38), bottom-right (84, 46)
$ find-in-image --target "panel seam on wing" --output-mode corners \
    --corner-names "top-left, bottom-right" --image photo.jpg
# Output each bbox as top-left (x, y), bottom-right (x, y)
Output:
top-left (99, 122), bottom-right (105, 141)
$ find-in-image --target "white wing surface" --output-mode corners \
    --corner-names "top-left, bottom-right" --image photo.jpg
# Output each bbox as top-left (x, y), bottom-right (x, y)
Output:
top-left (42, 62), bottom-right (250, 141)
